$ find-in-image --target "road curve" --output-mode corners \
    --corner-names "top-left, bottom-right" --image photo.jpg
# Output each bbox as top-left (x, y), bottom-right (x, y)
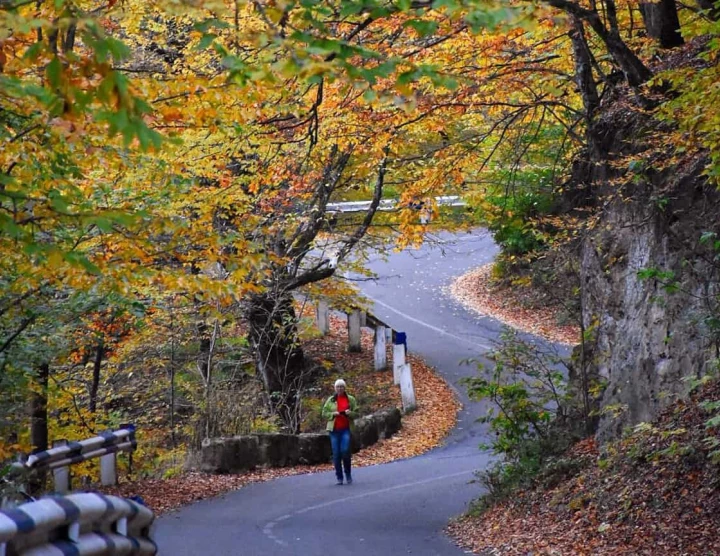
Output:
top-left (155, 230), bottom-right (522, 555)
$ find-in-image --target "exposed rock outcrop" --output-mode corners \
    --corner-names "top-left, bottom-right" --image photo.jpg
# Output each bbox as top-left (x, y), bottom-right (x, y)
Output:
top-left (572, 100), bottom-right (720, 440)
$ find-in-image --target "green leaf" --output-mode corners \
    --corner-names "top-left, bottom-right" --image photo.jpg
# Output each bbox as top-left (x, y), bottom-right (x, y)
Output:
top-left (93, 217), bottom-right (114, 233)
top-left (193, 18), bottom-right (231, 33)
top-left (64, 252), bottom-right (101, 275)
top-left (46, 57), bottom-right (63, 88)
top-left (404, 19), bottom-right (439, 37)
top-left (0, 214), bottom-right (25, 239)
top-left (706, 414), bottom-right (720, 429)
top-left (628, 160), bottom-right (645, 173)
top-left (700, 231), bottom-right (717, 244)
top-left (196, 33), bottom-right (217, 51)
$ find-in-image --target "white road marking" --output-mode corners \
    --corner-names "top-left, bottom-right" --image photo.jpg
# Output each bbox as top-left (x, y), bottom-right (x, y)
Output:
top-left (261, 233), bottom-right (496, 548)
top-left (367, 296), bottom-right (493, 351)
top-left (263, 468), bottom-right (477, 547)
top-left (262, 521), bottom-right (288, 547)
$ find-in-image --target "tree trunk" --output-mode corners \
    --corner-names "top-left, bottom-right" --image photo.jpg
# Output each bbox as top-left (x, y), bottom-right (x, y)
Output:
top-left (89, 340), bottom-right (104, 413)
top-left (246, 293), bottom-right (306, 432)
top-left (547, 0), bottom-right (653, 86)
top-left (569, 17), bottom-right (600, 120)
top-left (640, 0), bottom-right (684, 48)
top-left (63, 23), bottom-right (77, 53)
top-left (29, 362), bottom-right (49, 494)
top-left (592, 17), bottom-right (653, 86)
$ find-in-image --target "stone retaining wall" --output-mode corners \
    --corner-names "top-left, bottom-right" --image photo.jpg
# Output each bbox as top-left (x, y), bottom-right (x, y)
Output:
top-left (198, 407), bottom-right (402, 474)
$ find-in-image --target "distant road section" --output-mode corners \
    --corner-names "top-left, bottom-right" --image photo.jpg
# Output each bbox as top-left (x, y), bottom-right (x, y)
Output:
top-left (155, 230), bottom-right (567, 556)
top-left (326, 195), bottom-right (466, 213)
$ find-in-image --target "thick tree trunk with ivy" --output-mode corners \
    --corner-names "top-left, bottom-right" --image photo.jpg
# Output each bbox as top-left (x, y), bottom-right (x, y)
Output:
top-left (640, 0), bottom-right (684, 48)
top-left (241, 147), bottom-right (388, 431)
top-left (246, 292), bottom-right (306, 433)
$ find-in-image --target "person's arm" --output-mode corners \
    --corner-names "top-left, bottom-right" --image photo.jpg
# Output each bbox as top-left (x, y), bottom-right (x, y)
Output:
top-left (321, 397), bottom-right (337, 420)
top-left (346, 395), bottom-right (359, 417)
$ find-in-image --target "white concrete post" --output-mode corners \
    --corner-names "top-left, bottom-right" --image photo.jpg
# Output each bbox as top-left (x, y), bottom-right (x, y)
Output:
top-left (359, 311), bottom-right (367, 328)
top-left (400, 363), bottom-right (417, 412)
top-left (316, 300), bottom-right (329, 335)
top-left (100, 452), bottom-right (117, 486)
top-left (374, 326), bottom-right (387, 371)
top-left (393, 343), bottom-right (406, 385)
top-left (348, 310), bottom-right (362, 352)
top-left (52, 440), bottom-right (70, 494)
top-left (386, 327), bottom-right (392, 342)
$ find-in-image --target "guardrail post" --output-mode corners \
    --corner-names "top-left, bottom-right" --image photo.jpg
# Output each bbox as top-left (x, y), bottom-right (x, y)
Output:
top-left (374, 326), bottom-right (387, 371)
top-left (400, 363), bottom-right (416, 412)
top-left (316, 300), bottom-right (329, 335)
top-left (100, 451), bottom-right (117, 486)
top-left (393, 343), bottom-right (405, 385)
top-left (348, 310), bottom-right (362, 352)
top-left (359, 312), bottom-right (367, 328)
top-left (12, 454), bottom-right (28, 503)
top-left (52, 439), bottom-right (70, 494)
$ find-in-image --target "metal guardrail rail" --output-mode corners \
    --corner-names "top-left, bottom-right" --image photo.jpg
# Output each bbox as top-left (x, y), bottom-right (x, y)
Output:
top-left (326, 195), bottom-right (466, 213)
top-left (0, 493), bottom-right (156, 555)
top-left (24, 429), bottom-right (136, 472)
top-left (12, 428), bottom-right (137, 495)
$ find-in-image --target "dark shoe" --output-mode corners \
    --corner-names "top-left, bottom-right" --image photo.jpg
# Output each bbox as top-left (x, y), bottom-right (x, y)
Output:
top-left (346, 477), bottom-right (352, 485)
top-left (336, 479), bottom-right (343, 485)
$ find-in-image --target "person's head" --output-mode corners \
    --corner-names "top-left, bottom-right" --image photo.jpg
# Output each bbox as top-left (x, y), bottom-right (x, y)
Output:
top-left (334, 379), bottom-right (346, 396)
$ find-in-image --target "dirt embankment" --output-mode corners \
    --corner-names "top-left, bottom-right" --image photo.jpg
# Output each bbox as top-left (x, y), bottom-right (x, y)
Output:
top-left (449, 263), bottom-right (579, 346)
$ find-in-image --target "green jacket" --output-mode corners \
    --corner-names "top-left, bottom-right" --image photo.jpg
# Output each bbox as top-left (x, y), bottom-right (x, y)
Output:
top-left (321, 393), bottom-right (358, 432)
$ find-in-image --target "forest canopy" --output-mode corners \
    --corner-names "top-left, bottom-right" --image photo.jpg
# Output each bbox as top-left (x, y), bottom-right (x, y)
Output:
top-left (1, 0), bottom-right (718, 477)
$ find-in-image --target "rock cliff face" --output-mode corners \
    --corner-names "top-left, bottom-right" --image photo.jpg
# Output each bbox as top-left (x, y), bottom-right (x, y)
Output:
top-left (575, 112), bottom-right (720, 440)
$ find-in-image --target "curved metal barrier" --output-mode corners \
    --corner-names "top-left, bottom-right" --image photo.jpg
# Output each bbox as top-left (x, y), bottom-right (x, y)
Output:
top-left (0, 493), bottom-right (156, 555)
top-left (14, 428), bottom-right (137, 493)
top-left (25, 429), bottom-right (136, 471)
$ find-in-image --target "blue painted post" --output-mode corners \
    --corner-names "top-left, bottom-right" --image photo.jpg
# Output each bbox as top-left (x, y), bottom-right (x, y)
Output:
top-left (393, 332), bottom-right (408, 386)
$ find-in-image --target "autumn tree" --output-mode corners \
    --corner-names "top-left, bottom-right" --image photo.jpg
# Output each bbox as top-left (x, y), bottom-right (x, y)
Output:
top-left (4, 0), bottom-right (712, 456)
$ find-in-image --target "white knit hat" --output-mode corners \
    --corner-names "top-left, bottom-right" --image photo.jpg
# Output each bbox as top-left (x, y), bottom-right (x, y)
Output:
top-left (334, 379), bottom-right (346, 388)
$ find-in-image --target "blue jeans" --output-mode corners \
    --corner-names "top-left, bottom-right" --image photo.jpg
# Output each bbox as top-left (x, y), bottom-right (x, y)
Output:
top-left (329, 428), bottom-right (352, 481)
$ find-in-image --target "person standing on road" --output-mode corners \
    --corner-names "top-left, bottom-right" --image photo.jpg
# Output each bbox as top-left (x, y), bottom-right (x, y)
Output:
top-left (322, 379), bottom-right (358, 485)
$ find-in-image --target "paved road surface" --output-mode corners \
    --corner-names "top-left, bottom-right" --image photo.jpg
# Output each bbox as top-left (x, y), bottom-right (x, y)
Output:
top-left (155, 230), bottom-right (543, 555)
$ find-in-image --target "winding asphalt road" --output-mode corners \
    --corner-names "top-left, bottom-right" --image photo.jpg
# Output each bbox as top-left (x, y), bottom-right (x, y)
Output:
top-left (155, 230), bottom-right (537, 555)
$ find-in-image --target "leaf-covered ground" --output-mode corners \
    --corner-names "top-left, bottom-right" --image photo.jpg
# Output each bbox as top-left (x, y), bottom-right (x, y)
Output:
top-left (450, 263), bottom-right (579, 346)
top-left (447, 381), bottom-right (720, 555)
top-left (101, 315), bottom-right (459, 514)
